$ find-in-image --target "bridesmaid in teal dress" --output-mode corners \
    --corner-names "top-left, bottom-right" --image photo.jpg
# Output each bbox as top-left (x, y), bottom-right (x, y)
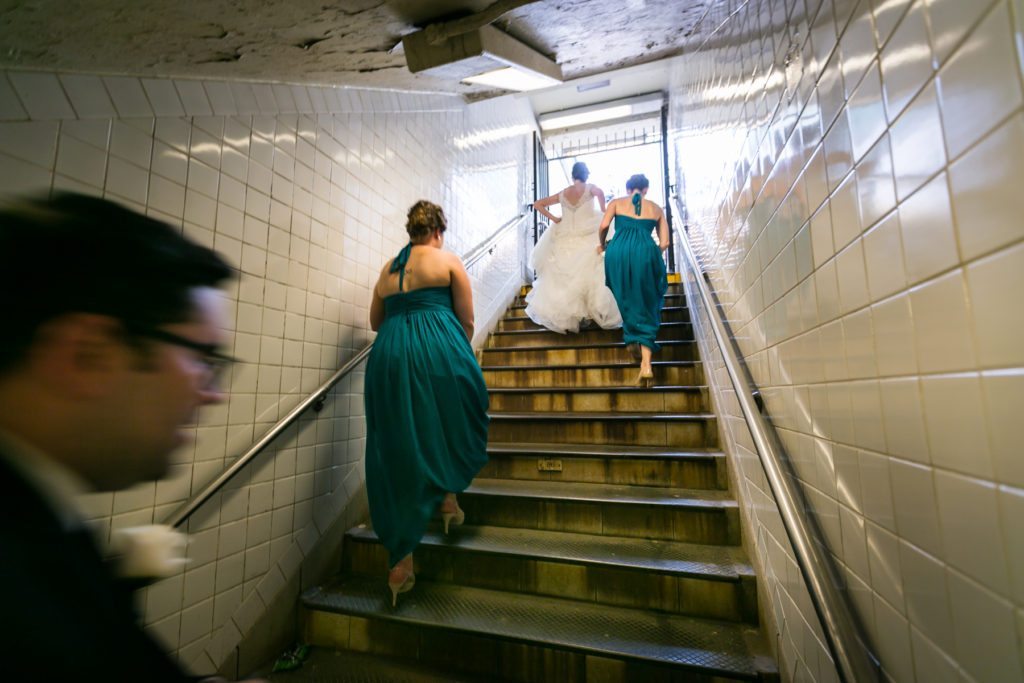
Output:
top-left (365, 200), bottom-right (490, 605)
top-left (598, 174), bottom-right (670, 387)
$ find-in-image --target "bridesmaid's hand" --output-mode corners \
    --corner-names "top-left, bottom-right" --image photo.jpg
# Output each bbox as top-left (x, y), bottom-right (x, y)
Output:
top-left (596, 243), bottom-right (605, 254)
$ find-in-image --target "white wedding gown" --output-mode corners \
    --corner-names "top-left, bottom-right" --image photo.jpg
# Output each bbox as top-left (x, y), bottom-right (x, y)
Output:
top-left (526, 185), bottom-right (622, 333)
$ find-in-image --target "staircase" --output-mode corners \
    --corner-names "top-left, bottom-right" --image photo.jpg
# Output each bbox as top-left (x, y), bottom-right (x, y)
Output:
top-left (294, 282), bottom-right (779, 682)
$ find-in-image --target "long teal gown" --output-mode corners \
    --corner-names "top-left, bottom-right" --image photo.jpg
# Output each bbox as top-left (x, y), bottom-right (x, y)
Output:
top-left (604, 200), bottom-right (667, 351)
top-left (364, 244), bottom-right (490, 568)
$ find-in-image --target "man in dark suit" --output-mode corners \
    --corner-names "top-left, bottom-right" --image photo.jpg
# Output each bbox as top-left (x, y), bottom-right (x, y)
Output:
top-left (0, 193), bottom-right (255, 681)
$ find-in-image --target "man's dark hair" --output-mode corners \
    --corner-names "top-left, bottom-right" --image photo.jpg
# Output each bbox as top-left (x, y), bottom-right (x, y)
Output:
top-left (0, 192), bottom-right (233, 373)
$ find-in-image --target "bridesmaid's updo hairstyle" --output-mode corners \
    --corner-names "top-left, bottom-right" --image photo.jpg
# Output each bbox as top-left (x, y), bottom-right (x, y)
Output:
top-left (625, 174), bottom-right (650, 192)
top-left (571, 162), bottom-right (590, 182)
top-left (406, 200), bottom-right (447, 242)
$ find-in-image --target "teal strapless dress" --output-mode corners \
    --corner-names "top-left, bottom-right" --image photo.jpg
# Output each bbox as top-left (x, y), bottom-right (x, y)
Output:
top-left (364, 246), bottom-right (490, 568)
top-left (604, 214), bottom-right (667, 351)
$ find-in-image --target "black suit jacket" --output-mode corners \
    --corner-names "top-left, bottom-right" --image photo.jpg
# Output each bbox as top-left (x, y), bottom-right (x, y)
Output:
top-left (0, 452), bottom-right (191, 682)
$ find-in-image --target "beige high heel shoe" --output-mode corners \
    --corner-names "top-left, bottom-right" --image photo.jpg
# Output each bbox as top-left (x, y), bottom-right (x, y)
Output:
top-left (440, 496), bottom-right (465, 535)
top-left (636, 367), bottom-right (655, 389)
top-left (387, 555), bottom-right (415, 607)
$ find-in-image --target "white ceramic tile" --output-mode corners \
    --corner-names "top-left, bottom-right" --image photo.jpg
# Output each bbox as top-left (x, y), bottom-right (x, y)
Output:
top-left (7, 72), bottom-right (75, 120)
top-left (175, 80), bottom-right (213, 116)
top-left (870, 294), bottom-right (917, 377)
top-left (55, 134), bottom-right (107, 188)
top-left (150, 141), bottom-right (188, 185)
top-left (889, 81), bottom-right (945, 201)
top-left (154, 118), bottom-right (191, 152)
top-left (910, 628), bottom-right (961, 683)
top-left (846, 62), bottom-right (887, 163)
top-left (909, 270), bottom-right (976, 374)
top-left (941, 460), bottom-right (1012, 602)
top-left (936, 1), bottom-right (1023, 160)
top-left (879, 1), bottom-right (932, 120)
top-left (899, 172), bottom-right (958, 286)
top-left (926, 0), bottom-right (1002, 65)
top-left (203, 82), bottom-right (236, 116)
top-left (859, 450), bottom-right (896, 529)
top-left (835, 237), bottom-right (870, 314)
top-left (0, 74), bottom-right (28, 120)
top-left (142, 78), bottom-right (185, 117)
top-left (103, 76), bottom-right (153, 118)
top-left (854, 134), bottom-right (896, 232)
top-left (996, 484), bottom-right (1024, 604)
top-left (967, 242), bottom-right (1024, 372)
top-left (109, 120), bottom-right (153, 168)
top-left (59, 74), bottom-right (117, 119)
top-left (105, 157), bottom-right (149, 205)
top-left (148, 175), bottom-right (186, 219)
top-left (890, 459), bottom-right (943, 554)
top-left (949, 112), bottom-right (1024, 261)
top-left (0, 121), bottom-right (58, 168)
top-left (861, 211), bottom-right (905, 301)
top-left (921, 373), bottom-right (994, 479)
top-left (982, 370), bottom-right (1024, 489)
top-left (873, 590), bottom-right (914, 682)
top-left (947, 569), bottom-right (1024, 682)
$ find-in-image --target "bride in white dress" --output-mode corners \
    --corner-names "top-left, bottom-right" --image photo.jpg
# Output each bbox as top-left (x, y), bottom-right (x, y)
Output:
top-left (527, 162), bottom-right (622, 333)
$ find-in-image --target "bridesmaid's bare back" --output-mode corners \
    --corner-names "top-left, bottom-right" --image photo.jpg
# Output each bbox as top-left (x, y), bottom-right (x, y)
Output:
top-left (376, 245), bottom-right (457, 298)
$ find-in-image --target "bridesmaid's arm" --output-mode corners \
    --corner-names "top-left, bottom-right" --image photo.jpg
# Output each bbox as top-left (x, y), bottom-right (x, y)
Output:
top-left (657, 208), bottom-right (670, 252)
top-left (532, 193), bottom-right (562, 224)
top-left (449, 256), bottom-right (476, 341)
top-left (369, 262), bottom-right (390, 331)
top-left (369, 287), bottom-right (385, 331)
top-left (597, 201), bottom-right (616, 253)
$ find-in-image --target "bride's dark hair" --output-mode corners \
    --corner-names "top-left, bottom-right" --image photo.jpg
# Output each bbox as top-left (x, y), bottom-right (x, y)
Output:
top-left (571, 162), bottom-right (589, 182)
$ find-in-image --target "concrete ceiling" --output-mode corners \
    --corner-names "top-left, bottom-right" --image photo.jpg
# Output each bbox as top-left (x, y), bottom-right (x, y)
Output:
top-left (0, 0), bottom-right (713, 102)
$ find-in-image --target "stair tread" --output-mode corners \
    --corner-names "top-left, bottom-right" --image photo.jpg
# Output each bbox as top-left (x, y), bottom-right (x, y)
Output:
top-left (481, 359), bottom-right (701, 370)
top-left (484, 340), bottom-right (693, 352)
top-left (347, 525), bottom-right (752, 581)
top-left (494, 322), bottom-right (691, 333)
top-left (467, 478), bottom-right (737, 508)
top-left (487, 385), bottom-right (706, 393)
top-left (303, 577), bottom-right (772, 680)
top-left (488, 411), bottom-right (715, 420)
top-left (262, 648), bottom-right (496, 682)
top-left (487, 442), bottom-right (721, 458)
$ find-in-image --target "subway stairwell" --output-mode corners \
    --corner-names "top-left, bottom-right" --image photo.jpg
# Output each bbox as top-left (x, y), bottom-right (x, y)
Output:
top-left (299, 281), bottom-right (780, 682)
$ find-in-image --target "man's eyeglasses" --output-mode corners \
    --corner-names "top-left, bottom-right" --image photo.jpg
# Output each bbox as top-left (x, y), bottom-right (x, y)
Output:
top-left (135, 328), bottom-right (236, 385)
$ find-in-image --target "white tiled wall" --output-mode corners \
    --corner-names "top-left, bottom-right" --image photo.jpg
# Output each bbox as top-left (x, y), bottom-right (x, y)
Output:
top-left (0, 69), bottom-right (533, 673)
top-left (670, 0), bottom-right (1023, 681)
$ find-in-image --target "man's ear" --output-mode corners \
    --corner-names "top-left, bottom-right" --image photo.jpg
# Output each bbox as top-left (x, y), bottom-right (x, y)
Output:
top-left (32, 313), bottom-right (124, 399)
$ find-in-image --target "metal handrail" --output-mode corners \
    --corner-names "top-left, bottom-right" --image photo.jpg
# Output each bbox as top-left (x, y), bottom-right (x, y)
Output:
top-left (671, 201), bottom-right (879, 683)
top-left (166, 212), bottom-right (529, 529)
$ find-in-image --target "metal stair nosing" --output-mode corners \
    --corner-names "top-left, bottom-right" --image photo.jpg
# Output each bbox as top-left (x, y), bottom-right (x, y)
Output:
top-left (302, 577), bottom-right (776, 681)
top-left (485, 442), bottom-right (722, 460)
top-left (344, 525), bottom-right (754, 584)
top-left (464, 477), bottom-right (736, 511)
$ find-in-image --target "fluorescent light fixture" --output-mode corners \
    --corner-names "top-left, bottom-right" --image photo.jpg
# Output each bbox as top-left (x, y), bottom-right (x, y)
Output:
top-left (462, 65), bottom-right (561, 91)
top-left (577, 79), bottom-right (610, 93)
top-left (404, 24), bottom-right (562, 92)
top-left (538, 92), bottom-right (664, 131)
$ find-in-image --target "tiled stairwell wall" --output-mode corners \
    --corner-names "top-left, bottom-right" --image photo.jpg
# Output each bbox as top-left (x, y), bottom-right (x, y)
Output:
top-left (669, 0), bottom-right (1024, 681)
top-left (0, 69), bottom-right (533, 674)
